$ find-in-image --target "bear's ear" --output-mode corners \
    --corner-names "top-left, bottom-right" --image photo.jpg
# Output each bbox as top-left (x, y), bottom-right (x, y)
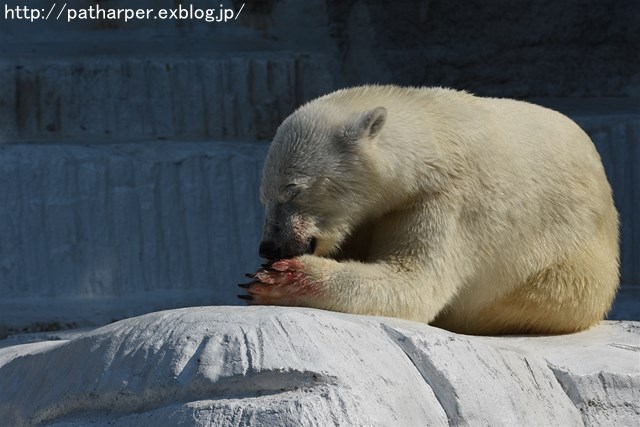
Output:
top-left (346, 107), bottom-right (387, 141)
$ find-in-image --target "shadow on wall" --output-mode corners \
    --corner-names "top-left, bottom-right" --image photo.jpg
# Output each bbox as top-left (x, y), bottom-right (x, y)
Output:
top-left (322, 0), bottom-right (640, 97)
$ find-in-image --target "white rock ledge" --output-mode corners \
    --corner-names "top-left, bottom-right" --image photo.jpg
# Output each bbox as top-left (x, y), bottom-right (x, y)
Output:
top-left (0, 307), bottom-right (638, 426)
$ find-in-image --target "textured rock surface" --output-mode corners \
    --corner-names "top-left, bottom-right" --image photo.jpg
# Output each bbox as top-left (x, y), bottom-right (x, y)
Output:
top-left (3, 1), bottom-right (638, 98)
top-left (322, 0), bottom-right (640, 97)
top-left (0, 141), bottom-right (267, 333)
top-left (0, 50), bottom-right (333, 141)
top-left (0, 307), bottom-right (638, 426)
top-left (479, 321), bottom-right (640, 426)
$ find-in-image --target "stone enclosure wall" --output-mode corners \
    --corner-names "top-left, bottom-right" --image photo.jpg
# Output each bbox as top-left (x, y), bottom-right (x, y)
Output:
top-left (0, 0), bottom-right (638, 332)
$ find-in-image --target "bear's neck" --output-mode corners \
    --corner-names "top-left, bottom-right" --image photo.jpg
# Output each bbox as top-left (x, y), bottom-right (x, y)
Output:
top-left (373, 124), bottom-right (450, 208)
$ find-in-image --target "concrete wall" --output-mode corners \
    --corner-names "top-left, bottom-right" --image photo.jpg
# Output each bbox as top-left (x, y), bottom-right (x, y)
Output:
top-left (0, 50), bottom-right (333, 142)
top-left (0, 0), bottom-right (637, 332)
top-left (321, 0), bottom-right (640, 97)
top-left (0, 141), bottom-right (268, 332)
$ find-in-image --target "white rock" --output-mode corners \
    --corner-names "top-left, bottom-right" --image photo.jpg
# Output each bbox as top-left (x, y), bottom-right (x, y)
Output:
top-left (1, 307), bottom-right (637, 426)
top-left (479, 321), bottom-right (640, 426)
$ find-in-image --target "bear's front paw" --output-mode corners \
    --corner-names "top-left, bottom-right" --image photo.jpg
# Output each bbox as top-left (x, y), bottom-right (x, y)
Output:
top-left (238, 258), bottom-right (321, 306)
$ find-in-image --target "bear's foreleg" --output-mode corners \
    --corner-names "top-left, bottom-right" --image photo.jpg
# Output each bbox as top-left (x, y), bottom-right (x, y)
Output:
top-left (239, 254), bottom-right (452, 323)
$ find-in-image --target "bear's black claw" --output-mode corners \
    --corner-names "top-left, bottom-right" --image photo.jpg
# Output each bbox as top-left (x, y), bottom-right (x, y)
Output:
top-left (244, 273), bottom-right (255, 279)
top-left (237, 294), bottom-right (253, 301)
top-left (238, 281), bottom-right (256, 289)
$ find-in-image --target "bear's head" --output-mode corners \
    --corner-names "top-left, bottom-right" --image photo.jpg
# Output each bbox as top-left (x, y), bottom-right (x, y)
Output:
top-left (259, 104), bottom-right (388, 260)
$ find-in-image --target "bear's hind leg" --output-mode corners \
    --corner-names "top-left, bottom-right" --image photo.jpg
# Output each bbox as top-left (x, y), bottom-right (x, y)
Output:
top-left (463, 257), bottom-right (619, 335)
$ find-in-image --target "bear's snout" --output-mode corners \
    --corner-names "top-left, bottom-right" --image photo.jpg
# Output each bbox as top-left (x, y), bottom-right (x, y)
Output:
top-left (307, 237), bottom-right (317, 254)
top-left (259, 239), bottom-right (280, 260)
top-left (259, 237), bottom-right (316, 260)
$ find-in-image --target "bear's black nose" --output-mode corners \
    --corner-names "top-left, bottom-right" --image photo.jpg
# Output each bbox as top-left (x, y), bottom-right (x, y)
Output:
top-left (307, 237), bottom-right (317, 254)
top-left (259, 240), bottom-right (280, 260)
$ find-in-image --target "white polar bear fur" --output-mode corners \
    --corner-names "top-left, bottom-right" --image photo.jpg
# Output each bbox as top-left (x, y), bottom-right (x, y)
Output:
top-left (260, 85), bottom-right (619, 335)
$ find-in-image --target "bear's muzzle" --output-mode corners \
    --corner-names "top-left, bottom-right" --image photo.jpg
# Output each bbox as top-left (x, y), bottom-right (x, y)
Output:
top-left (259, 237), bottom-right (316, 260)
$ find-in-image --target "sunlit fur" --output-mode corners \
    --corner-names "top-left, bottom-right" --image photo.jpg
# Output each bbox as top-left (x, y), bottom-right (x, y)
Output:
top-left (260, 85), bottom-right (619, 335)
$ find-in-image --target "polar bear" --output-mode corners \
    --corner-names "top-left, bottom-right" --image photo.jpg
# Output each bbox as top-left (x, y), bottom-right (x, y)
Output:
top-left (240, 85), bottom-right (619, 335)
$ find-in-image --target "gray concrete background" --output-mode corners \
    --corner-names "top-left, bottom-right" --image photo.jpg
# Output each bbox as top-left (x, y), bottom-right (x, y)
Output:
top-left (0, 0), bottom-right (638, 334)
